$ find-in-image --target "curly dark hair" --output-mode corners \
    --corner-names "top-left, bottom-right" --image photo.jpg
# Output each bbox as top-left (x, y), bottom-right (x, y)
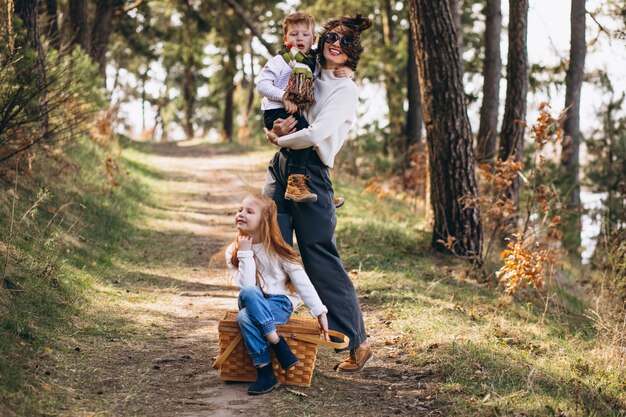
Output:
top-left (316, 14), bottom-right (372, 71)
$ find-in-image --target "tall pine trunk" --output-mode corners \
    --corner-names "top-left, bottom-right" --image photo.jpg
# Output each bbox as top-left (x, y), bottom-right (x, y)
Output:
top-left (14, 0), bottom-right (48, 136)
top-left (408, 0), bottom-right (483, 262)
top-left (69, 0), bottom-right (90, 52)
top-left (405, 24), bottom-right (423, 153)
top-left (222, 44), bottom-right (236, 143)
top-left (561, 0), bottom-right (587, 254)
top-left (43, 0), bottom-right (60, 50)
top-left (448, 0), bottom-right (463, 70)
top-left (499, 0), bottom-right (528, 214)
top-left (382, 0), bottom-right (404, 165)
top-left (476, 0), bottom-right (502, 162)
top-left (181, 63), bottom-right (195, 140)
top-left (91, 0), bottom-right (113, 81)
top-left (238, 33), bottom-right (256, 143)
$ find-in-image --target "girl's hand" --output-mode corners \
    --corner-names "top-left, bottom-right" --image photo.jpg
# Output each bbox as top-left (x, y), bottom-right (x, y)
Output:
top-left (272, 116), bottom-right (297, 136)
top-left (317, 313), bottom-right (330, 341)
top-left (333, 66), bottom-right (354, 79)
top-left (237, 235), bottom-right (253, 251)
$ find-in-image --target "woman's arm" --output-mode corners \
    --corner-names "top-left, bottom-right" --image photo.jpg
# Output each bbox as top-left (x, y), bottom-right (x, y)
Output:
top-left (284, 261), bottom-right (328, 318)
top-left (225, 242), bottom-right (257, 288)
top-left (275, 85), bottom-right (358, 150)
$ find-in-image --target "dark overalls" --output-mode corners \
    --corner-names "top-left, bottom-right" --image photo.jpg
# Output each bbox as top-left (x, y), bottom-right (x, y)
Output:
top-left (263, 149), bottom-right (367, 351)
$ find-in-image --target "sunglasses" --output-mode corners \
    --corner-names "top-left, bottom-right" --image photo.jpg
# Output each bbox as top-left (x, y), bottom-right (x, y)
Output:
top-left (323, 32), bottom-right (355, 49)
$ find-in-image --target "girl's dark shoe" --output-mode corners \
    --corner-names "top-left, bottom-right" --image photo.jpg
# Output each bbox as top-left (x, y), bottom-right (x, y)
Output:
top-left (270, 336), bottom-right (300, 370)
top-left (248, 364), bottom-right (278, 395)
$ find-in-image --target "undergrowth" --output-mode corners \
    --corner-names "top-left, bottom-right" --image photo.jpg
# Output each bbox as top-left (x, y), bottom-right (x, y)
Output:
top-left (312, 174), bottom-right (626, 416)
top-left (0, 136), bottom-right (149, 416)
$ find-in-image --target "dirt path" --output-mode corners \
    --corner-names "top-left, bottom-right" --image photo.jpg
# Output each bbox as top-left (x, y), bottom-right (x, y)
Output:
top-left (60, 141), bottom-right (438, 417)
top-left (55, 142), bottom-right (276, 416)
top-left (121, 141), bottom-right (275, 417)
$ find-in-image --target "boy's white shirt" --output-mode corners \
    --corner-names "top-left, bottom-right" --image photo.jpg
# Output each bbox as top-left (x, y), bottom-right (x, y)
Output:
top-left (225, 242), bottom-right (328, 318)
top-left (256, 55), bottom-right (293, 110)
top-left (276, 69), bottom-right (358, 168)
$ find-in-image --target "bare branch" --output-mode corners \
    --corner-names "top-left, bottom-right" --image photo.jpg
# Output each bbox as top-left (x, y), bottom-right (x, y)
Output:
top-left (116, 0), bottom-right (144, 15)
top-left (586, 9), bottom-right (611, 39)
top-left (223, 0), bottom-right (276, 56)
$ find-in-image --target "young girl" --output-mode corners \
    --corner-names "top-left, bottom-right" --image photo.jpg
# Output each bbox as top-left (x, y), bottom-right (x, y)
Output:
top-left (225, 193), bottom-right (330, 395)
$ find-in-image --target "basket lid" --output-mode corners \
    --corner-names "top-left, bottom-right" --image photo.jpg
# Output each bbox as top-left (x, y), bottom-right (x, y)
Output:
top-left (277, 316), bottom-right (320, 334)
top-left (219, 311), bottom-right (321, 335)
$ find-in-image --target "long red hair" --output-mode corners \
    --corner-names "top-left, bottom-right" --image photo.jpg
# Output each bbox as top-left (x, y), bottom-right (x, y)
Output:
top-left (229, 193), bottom-right (298, 292)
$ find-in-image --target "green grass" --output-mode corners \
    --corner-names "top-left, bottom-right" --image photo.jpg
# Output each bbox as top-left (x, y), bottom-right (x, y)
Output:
top-left (0, 136), bottom-right (152, 416)
top-left (326, 174), bottom-right (626, 416)
top-left (2, 145), bottom-right (624, 416)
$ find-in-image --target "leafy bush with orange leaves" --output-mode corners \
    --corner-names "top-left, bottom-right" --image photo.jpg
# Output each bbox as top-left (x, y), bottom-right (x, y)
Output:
top-left (478, 104), bottom-right (566, 294)
top-left (497, 233), bottom-right (551, 293)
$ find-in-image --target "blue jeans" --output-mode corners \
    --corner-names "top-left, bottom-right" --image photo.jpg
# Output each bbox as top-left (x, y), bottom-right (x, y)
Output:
top-left (237, 286), bottom-right (293, 367)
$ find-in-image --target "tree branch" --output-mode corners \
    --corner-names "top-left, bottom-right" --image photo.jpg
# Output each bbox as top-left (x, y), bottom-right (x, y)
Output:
top-left (223, 0), bottom-right (276, 56)
top-left (116, 0), bottom-right (144, 15)
top-left (586, 9), bottom-right (611, 41)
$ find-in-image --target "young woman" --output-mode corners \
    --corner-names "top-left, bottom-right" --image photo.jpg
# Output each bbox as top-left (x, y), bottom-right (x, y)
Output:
top-left (226, 193), bottom-right (329, 394)
top-left (263, 15), bottom-right (373, 373)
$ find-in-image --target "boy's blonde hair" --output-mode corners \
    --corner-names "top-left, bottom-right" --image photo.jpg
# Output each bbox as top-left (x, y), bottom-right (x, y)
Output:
top-left (283, 12), bottom-right (315, 35)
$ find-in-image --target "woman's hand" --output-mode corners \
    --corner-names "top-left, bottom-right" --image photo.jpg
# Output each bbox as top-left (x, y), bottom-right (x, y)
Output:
top-left (334, 66), bottom-right (354, 78)
top-left (317, 312), bottom-right (330, 341)
top-left (263, 128), bottom-right (279, 146)
top-left (237, 235), bottom-right (253, 251)
top-left (272, 116), bottom-right (297, 137)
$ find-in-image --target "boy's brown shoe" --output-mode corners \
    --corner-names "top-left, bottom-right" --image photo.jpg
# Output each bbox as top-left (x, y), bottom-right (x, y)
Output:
top-left (335, 345), bottom-right (373, 373)
top-left (285, 174), bottom-right (317, 203)
top-left (333, 197), bottom-right (345, 209)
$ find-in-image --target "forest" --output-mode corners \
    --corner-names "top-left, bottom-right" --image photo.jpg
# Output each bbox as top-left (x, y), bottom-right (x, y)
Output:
top-left (1, 0), bottom-right (625, 416)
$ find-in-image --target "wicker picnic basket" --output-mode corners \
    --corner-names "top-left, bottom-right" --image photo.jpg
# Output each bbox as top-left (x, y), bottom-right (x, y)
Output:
top-left (213, 310), bottom-right (349, 387)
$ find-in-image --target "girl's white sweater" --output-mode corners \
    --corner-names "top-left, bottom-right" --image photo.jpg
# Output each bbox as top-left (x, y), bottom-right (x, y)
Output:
top-left (225, 242), bottom-right (328, 318)
top-left (276, 68), bottom-right (359, 168)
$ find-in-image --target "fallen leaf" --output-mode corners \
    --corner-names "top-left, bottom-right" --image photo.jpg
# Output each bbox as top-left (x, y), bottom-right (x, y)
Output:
top-left (286, 388), bottom-right (308, 397)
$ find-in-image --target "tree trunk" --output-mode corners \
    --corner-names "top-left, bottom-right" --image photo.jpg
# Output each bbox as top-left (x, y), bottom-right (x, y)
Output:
top-left (381, 0), bottom-right (404, 166)
top-left (476, 0), bottom-right (502, 162)
top-left (408, 0), bottom-right (483, 262)
top-left (238, 33), bottom-right (256, 143)
top-left (499, 0), bottom-right (528, 212)
top-left (404, 25), bottom-right (425, 193)
top-left (69, 0), bottom-right (90, 51)
top-left (448, 0), bottom-right (463, 66)
top-left (182, 62), bottom-right (195, 140)
top-left (405, 24), bottom-right (423, 154)
top-left (14, 0), bottom-right (48, 135)
top-left (561, 0), bottom-right (586, 254)
top-left (222, 44), bottom-right (236, 142)
top-left (383, 0), bottom-right (395, 42)
top-left (91, 0), bottom-right (113, 81)
top-left (245, 35), bottom-right (256, 119)
top-left (43, 0), bottom-right (60, 50)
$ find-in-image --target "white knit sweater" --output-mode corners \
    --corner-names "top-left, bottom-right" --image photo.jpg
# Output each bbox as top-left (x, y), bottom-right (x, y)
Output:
top-left (225, 242), bottom-right (328, 318)
top-left (276, 68), bottom-right (359, 168)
